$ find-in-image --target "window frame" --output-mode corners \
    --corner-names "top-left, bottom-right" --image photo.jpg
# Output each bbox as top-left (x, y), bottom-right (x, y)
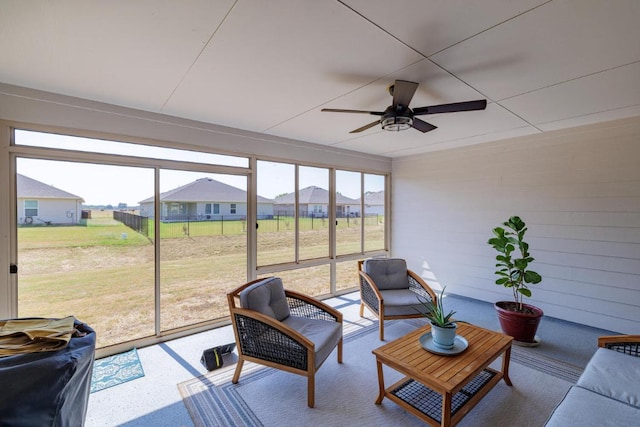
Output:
top-left (8, 125), bottom-right (389, 355)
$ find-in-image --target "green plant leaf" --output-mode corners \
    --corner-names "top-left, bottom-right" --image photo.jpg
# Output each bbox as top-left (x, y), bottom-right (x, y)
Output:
top-left (524, 271), bottom-right (542, 283)
top-left (514, 258), bottom-right (528, 269)
top-left (416, 286), bottom-right (456, 327)
top-left (518, 288), bottom-right (532, 297)
top-left (509, 216), bottom-right (524, 230)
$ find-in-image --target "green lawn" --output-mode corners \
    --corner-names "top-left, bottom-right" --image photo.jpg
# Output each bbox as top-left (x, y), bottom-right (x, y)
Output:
top-left (17, 211), bottom-right (383, 348)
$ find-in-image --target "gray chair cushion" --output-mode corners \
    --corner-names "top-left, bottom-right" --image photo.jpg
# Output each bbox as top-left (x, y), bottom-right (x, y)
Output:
top-left (239, 277), bottom-right (291, 321)
top-left (379, 289), bottom-right (425, 317)
top-left (576, 347), bottom-right (640, 408)
top-left (545, 386), bottom-right (639, 427)
top-left (363, 258), bottom-right (409, 290)
top-left (283, 316), bottom-right (342, 368)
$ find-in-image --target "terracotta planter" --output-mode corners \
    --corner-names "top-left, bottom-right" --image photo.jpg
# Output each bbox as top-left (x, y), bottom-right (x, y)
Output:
top-left (494, 301), bottom-right (543, 343)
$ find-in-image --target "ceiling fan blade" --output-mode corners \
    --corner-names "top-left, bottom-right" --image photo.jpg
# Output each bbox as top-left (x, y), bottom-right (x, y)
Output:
top-left (412, 118), bottom-right (437, 133)
top-left (349, 120), bottom-right (380, 133)
top-left (413, 99), bottom-right (487, 115)
top-left (322, 108), bottom-right (384, 116)
top-left (392, 80), bottom-right (419, 110)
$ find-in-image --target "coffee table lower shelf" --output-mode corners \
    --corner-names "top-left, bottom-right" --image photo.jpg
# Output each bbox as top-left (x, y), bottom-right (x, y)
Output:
top-left (386, 368), bottom-right (501, 426)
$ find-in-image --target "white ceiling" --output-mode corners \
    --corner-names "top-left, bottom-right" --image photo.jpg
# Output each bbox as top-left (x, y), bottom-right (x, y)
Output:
top-left (1, 0), bottom-right (639, 158)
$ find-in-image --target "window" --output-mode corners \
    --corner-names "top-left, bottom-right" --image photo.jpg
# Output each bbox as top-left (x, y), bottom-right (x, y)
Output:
top-left (13, 131), bottom-right (249, 350)
top-left (11, 129), bottom-right (387, 351)
top-left (336, 170), bottom-right (361, 256)
top-left (15, 129), bottom-right (248, 168)
top-left (24, 200), bottom-right (38, 218)
top-left (257, 161), bottom-right (295, 266)
top-left (364, 174), bottom-right (385, 252)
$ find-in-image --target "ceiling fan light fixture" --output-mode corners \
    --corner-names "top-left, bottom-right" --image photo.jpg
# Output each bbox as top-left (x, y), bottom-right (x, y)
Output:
top-left (321, 79), bottom-right (486, 134)
top-left (381, 115), bottom-right (412, 131)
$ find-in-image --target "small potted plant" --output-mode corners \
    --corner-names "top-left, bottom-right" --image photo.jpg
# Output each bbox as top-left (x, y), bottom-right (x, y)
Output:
top-left (488, 216), bottom-right (543, 344)
top-left (418, 286), bottom-right (457, 349)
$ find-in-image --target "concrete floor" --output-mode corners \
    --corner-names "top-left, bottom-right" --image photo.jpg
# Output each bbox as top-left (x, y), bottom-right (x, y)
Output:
top-left (85, 291), bottom-right (617, 426)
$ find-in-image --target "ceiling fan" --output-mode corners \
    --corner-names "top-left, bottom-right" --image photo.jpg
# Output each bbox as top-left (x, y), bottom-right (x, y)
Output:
top-left (321, 80), bottom-right (487, 133)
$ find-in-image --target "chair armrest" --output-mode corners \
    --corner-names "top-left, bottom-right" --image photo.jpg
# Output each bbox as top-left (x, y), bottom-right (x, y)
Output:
top-left (598, 335), bottom-right (640, 357)
top-left (407, 270), bottom-right (437, 303)
top-left (230, 307), bottom-right (313, 371)
top-left (358, 270), bottom-right (383, 313)
top-left (284, 290), bottom-right (343, 323)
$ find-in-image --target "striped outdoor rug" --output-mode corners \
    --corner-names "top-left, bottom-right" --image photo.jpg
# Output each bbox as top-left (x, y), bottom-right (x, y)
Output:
top-left (178, 319), bottom-right (582, 427)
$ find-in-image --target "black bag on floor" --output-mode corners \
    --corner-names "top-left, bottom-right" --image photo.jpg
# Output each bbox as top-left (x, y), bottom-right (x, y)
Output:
top-left (200, 342), bottom-right (236, 371)
top-left (200, 347), bottom-right (223, 371)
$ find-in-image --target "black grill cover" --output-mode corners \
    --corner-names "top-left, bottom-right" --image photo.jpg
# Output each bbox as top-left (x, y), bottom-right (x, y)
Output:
top-left (0, 320), bottom-right (96, 427)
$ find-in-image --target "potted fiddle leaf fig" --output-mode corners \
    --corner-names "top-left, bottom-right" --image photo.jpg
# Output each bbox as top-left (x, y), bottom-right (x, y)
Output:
top-left (488, 216), bottom-right (543, 344)
top-left (418, 286), bottom-right (457, 349)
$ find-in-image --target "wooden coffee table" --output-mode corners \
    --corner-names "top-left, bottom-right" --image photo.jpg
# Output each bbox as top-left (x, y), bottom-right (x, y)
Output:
top-left (372, 322), bottom-right (513, 427)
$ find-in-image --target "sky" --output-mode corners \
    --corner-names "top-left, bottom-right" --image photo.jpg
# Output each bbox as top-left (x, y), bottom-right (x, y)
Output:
top-left (15, 130), bottom-right (383, 206)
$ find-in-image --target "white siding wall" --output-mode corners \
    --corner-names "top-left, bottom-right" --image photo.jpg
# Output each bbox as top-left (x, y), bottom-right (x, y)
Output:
top-left (139, 202), bottom-right (153, 218)
top-left (392, 117), bottom-right (640, 334)
top-left (364, 205), bottom-right (384, 216)
top-left (17, 198), bottom-right (81, 225)
top-left (196, 202), bottom-right (246, 217)
top-left (257, 202), bottom-right (274, 218)
top-left (347, 204), bottom-right (361, 216)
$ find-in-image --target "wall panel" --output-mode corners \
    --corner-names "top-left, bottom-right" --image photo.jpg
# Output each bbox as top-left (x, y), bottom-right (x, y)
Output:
top-left (392, 116), bottom-right (640, 333)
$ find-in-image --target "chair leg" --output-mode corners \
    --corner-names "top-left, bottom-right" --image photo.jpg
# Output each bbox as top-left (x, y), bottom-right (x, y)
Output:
top-left (337, 338), bottom-right (343, 363)
top-left (308, 373), bottom-right (315, 408)
top-left (379, 320), bottom-right (384, 341)
top-left (232, 358), bottom-right (244, 384)
top-left (359, 302), bottom-right (364, 317)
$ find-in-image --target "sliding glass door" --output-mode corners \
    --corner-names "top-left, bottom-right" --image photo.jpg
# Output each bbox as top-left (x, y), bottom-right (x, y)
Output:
top-left (13, 129), bottom-right (250, 350)
top-left (158, 170), bottom-right (247, 331)
top-left (16, 158), bottom-right (156, 348)
top-left (11, 128), bottom-right (388, 350)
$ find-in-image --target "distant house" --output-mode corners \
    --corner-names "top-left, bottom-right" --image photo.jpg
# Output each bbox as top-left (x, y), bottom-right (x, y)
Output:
top-left (361, 190), bottom-right (385, 216)
top-left (17, 174), bottom-right (84, 225)
top-left (139, 177), bottom-right (274, 221)
top-left (274, 186), bottom-right (360, 218)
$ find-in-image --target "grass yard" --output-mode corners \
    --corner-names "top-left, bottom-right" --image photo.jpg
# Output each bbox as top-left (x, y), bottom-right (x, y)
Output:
top-left (17, 210), bottom-right (383, 348)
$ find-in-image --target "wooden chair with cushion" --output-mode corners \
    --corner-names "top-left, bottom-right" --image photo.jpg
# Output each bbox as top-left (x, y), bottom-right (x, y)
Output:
top-left (358, 258), bottom-right (437, 340)
top-left (227, 277), bottom-right (343, 408)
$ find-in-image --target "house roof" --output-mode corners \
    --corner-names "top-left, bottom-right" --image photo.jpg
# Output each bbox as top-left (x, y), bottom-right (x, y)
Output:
top-left (139, 177), bottom-right (272, 204)
top-left (274, 186), bottom-right (358, 205)
top-left (17, 174), bottom-right (84, 201)
top-left (362, 191), bottom-right (384, 206)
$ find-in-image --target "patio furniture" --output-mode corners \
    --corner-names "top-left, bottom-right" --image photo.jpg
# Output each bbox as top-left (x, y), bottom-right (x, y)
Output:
top-left (545, 334), bottom-right (640, 426)
top-left (359, 258), bottom-right (438, 340)
top-left (372, 322), bottom-right (513, 426)
top-left (227, 277), bottom-right (343, 408)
